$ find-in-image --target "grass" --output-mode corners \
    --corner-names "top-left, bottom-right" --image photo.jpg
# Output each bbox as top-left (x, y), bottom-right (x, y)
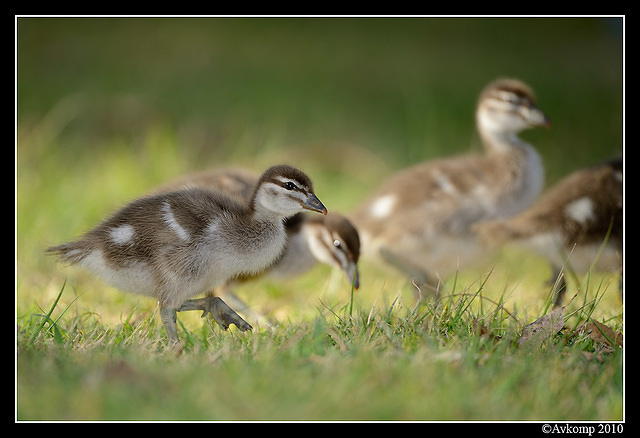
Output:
top-left (16, 17), bottom-right (623, 422)
top-left (17, 267), bottom-right (622, 421)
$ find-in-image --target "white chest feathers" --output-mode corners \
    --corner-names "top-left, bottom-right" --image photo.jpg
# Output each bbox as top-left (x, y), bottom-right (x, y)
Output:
top-left (203, 216), bottom-right (287, 279)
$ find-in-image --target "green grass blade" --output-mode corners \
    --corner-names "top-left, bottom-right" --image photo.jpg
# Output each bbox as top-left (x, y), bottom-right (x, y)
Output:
top-left (27, 280), bottom-right (66, 346)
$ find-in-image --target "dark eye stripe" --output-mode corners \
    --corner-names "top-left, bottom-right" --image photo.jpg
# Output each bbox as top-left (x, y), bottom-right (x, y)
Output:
top-left (269, 178), bottom-right (309, 195)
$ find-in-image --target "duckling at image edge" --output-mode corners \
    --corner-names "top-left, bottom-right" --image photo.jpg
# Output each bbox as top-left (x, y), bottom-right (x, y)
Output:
top-left (474, 156), bottom-right (623, 306)
top-left (47, 165), bottom-right (327, 344)
top-left (351, 78), bottom-right (550, 292)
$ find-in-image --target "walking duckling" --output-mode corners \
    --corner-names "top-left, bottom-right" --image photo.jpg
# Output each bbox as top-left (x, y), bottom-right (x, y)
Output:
top-left (47, 165), bottom-right (327, 344)
top-left (351, 78), bottom-right (550, 291)
top-left (153, 168), bottom-right (360, 326)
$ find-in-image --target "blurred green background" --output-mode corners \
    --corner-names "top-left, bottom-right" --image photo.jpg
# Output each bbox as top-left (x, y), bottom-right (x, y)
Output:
top-left (17, 17), bottom-right (623, 173)
top-left (17, 16), bottom-right (623, 321)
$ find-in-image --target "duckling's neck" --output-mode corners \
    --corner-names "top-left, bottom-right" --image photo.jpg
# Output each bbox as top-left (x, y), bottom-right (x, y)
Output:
top-left (479, 129), bottom-right (529, 154)
top-left (488, 136), bottom-right (544, 217)
top-left (251, 205), bottom-right (284, 222)
top-left (475, 115), bottom-right (545, 215)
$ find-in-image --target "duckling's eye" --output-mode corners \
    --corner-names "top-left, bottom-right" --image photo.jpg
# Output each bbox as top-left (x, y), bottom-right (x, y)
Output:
top-left (284, 181), bottom-right (297, 191)
top-left (333, 239), bottom-right (343, 249)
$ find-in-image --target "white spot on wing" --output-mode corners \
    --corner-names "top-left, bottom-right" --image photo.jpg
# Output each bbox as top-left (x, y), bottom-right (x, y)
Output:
top-left (161, 201), bottom-right (190, 241)
top-left (370, 194), bottom-right (396, 219)
top-left (109, 224), bottom-right (135, 245)
top-left (565, 197), bottom-right (595, 224)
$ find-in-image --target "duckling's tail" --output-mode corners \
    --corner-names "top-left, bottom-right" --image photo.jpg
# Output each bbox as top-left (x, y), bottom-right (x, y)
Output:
top-left (45, 241), bottom-right (90, 265)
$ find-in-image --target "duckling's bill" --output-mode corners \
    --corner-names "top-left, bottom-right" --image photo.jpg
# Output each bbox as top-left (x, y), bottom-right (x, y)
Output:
top-left (348, 263), bottom-right (360, 290)
top-left (303, 194), bottom-right (328, 215)
top-left (525, 107), bottom-right (551, 128)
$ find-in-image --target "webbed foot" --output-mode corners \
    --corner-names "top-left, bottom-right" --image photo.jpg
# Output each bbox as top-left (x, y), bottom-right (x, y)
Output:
top-left (179, 296), bottom-right (253, 332)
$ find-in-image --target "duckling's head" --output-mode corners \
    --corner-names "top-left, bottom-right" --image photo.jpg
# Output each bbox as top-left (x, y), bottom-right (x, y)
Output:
top-left (476, 78), bottom-right (551, 140)
top-left (252, 165), bottom-right (328, 218)
top-left (303, 213), bottom-right (361, 289)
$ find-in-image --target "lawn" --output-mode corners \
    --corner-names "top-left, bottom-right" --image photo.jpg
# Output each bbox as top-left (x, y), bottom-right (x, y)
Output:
top-left (16, 16), bottom-right (624, 422)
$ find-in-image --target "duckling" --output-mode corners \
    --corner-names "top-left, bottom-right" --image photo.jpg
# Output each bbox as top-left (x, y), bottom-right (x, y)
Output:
top-left (47, 165), bottom-right (327, 344)
top-left (473, 157), bottom-right (623, 306)
top-left (351, 78), bottom-right (550, 291)
top-left (159, 168), bottom-right (360, 289)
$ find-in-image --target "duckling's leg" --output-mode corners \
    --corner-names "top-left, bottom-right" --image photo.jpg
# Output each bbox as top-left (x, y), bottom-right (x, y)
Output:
top-left (379, 246), bottom-right (440, 299)
top-left (214, 286), bottom-right (274, 328)
top-left (159, 306), bottom-right (180, 344)
top-left (179, 296), bottom-right (253, 332)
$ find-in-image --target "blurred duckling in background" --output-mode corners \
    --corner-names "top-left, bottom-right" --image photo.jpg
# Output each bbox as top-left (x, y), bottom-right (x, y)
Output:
top-left (47, 165), bottom-right (328, 344)
top-left (474, 157), bottom-right (623, 306)
top-left (157, 167), bottom-right (360, 325)
top-left (351, 78), bottom-right (550, 294)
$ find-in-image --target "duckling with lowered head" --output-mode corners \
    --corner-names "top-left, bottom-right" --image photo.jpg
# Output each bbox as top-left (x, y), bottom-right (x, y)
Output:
top-left (474, 157), bottom-right (622, 306)
top-left (47, 165), bottom-right (327, 344)
top-left (351, 78), bottom-right (550, 292)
